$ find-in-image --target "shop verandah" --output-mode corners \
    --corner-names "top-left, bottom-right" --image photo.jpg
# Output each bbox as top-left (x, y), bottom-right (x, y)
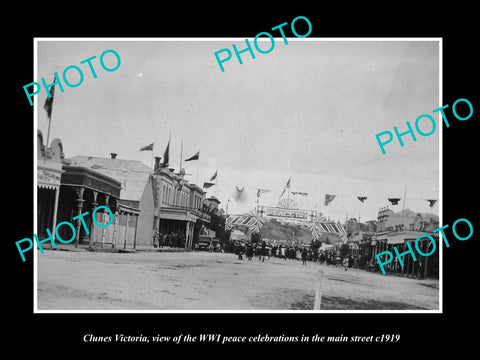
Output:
top-left (55, 165), bottom-right (142, 250)
top-left (371, 231), bottom-right (439, 279)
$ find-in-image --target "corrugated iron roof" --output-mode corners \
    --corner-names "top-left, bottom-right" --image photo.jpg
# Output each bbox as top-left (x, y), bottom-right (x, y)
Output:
top-left (68, 156), bottom-right (152, 202)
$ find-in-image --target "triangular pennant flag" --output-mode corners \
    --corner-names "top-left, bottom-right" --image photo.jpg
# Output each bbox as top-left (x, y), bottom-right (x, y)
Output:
top-left (324, 194), bottom-right (336, 206)
top-left (291, 191), bottom-right (308, 196)
top-left (140, 142), bottom-right (154, 151)
top-left (185, 151), bottom-right (199, 162)
top-left (162, 138), bottom-right (170, 167)
top-left (426, 199), bottom-right (437, 208)
top-left (280, 178), bottom-right (291, 198)
top-left (203, 182), bottom-right (215, 189)
top-left (388, 198), bottom-right (401, 205)
top-left (257, 188), bottom-right (271, 197)
top-left (357, 196), bottom-right (367, 203)
top-left (210, 170), bottom-right (217, 181)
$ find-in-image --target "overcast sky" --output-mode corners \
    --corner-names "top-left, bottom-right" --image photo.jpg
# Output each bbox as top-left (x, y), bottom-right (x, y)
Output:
top-left (36, 39), bottom-right (440, 222)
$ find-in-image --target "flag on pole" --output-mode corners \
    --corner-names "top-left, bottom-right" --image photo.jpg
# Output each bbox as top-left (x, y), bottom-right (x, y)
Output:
top-left (324, 194), bottom-right (336, 206)
top-left (257, 188), bottom-right (271, 197)
top-left (185, 151), bottom-right (199, 162)
top-left (426, 199), bottom-right (437, 207)
top-left (43, 83), bottom-right (55, 119)
top-left (357, 196), bottom-right (367, 203)
top-left (280, 178), bottom-right (291, 197)
top-left (140, 142), bottom-right (154, 151)
top-left (210, 170), bottom-right (217, 181)
top-left (162, 138), bottom-right (170, 167)
top-left (291, 191), bottom-right (308, 196)
top-left (203, 182), bottom-right (215, 189)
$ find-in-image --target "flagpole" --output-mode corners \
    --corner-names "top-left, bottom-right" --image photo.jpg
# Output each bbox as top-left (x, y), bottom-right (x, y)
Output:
top-left (150, 142), bottom-right (155, 171)
top-left (46, 115), bottom-right (52, 149)
top-left (196, 157), bottom-right (199, 185)
top-left (179, 139), bottom-right (183, 172)
top-left (287, 178), bottom-right (290, 202)
top-left (256, 191), bottom-right (260, 214)
top-left (44, 81), bottom-right (55, 149)
top-left (400, 185), bottom-right (407, 231)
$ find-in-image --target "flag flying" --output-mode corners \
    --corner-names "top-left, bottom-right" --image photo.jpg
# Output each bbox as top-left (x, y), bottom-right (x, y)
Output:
top-left (388, 198), bottom-right (401, 205)
top-left (162, 139), bottom-right (170, 167)
top-left (357, 196), bottom-right (367, 203)
top-left (140, 142), bottom-right (154, 151)
top-left (210, 170), bottom-right (217, 181)
top-left (203, 182), bottom-right (215, 189)
top-left (256, 188), bottom-right (271, 197)
top-left (43, 83), bottom-right (55, 118)
top-left (291, 191), bottom-right (308, 196)
top-left (280, 178), bottom-right (291, 197)
top-left (185, 151), bottom-right (199, 161)
top-left (324, 194), bottom-right (336, 206)
top-left (427, 199), bottom-right (437, 207)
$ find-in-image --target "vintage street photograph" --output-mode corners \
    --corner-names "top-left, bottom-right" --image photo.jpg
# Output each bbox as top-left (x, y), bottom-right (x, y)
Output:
top-left (34, 38), bottom-right (440, 312)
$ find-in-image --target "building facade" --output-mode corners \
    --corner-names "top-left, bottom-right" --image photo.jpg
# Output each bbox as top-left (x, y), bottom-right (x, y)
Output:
top-left (37, 131), bottom-right (64, 240)
top-left (66, 154), bottom-right (156, 248)
top-left (57, 163), bottom-right (121, 248)
top-left (372, 206), bottom-right (439, 278)
top-left (151, 158), bottom-right (210, 249)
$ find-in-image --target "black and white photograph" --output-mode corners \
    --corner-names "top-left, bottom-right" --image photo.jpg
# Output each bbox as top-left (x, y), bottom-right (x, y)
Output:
top-left (34, 39), bottom-right (441, 312)
top-left (7, 6), bottom-right (478, 353)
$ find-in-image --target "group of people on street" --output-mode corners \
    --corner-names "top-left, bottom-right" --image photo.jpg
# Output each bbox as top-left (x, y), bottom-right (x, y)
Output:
top-left (235, 241), bottom-right (272, 262)
top-left (233, 241), bottom-right (357, 270)
top-left (153, 230), bottom-right (186, 248)
top-left (152, 232), bottom-right (357, 271)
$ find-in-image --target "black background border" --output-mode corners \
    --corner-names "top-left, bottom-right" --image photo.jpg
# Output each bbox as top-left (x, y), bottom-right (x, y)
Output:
top-left (6, 4), bottom-right (478, 354)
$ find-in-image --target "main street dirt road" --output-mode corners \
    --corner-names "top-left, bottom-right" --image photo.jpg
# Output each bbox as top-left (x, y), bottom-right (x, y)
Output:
top-left (36, 250), bottom-right (439, 311)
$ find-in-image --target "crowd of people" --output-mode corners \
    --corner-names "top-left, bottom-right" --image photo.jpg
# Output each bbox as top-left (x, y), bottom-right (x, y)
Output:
top-left (152, 230), bottom-right (186, 248)
top-left (233, 241), bottom-right (358, 270)
top-left (152, 232), bottom-right (360, 271)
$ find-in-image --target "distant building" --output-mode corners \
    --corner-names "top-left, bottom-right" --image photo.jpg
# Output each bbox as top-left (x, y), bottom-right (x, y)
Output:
top-left (373, 206), bottom-right (439, 278)
top-left (151, 157), bottom-right (210, 248)
top-left (203, 196), bottom-right (221, 213)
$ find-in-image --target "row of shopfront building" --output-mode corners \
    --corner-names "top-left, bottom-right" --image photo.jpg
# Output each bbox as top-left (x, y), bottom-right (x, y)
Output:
top-left (37, 131), bottom-right (216, 251)
top-left (37, 131), bottom-right (439, 278)
top-left (344, 207), bottom-right (440, 279)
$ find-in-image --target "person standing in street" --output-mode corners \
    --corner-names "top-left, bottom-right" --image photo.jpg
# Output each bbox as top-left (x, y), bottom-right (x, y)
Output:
top-left (153, 229), bottom-right (158, 248)
top-left (158, 232), bottom-right (164, 248)
top-left (261, 241), bottom-right (267, 262)
top-left (301, 247), bottom-right (308, 265)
